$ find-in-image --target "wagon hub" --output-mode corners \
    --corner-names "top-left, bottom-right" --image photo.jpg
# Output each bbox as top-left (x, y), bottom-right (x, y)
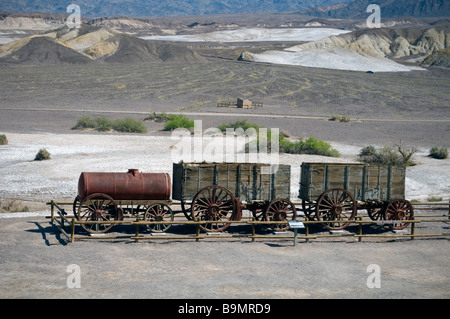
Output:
top-left (331, 205), bottom-right (343, 216)
top-left (94, 209), bottom-right (104, 219)
top-left (208, 204), bottom-right (221, 218)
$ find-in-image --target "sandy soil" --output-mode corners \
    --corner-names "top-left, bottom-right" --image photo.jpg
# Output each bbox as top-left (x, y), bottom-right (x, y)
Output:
top-left (0, 131), bottom-right (448, 212)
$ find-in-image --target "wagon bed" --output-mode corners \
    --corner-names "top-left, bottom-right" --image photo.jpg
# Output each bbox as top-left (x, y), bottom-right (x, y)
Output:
top-left (299, 162), bottom-right (413, 230)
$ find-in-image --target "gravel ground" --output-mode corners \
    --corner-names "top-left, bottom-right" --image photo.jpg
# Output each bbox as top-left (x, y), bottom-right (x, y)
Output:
top-left (0, 216), bottom-right (449, 299)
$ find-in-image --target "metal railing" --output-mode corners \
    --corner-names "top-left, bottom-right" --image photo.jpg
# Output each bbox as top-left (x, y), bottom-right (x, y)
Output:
top-left (48, 200), bottom-right (450, 244)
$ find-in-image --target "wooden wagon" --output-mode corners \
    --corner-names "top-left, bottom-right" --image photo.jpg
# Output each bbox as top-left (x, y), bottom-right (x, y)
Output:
top-left (172, 162), bottom-right (296, 232)
top-left (299, 162), bottom-right (413, 230)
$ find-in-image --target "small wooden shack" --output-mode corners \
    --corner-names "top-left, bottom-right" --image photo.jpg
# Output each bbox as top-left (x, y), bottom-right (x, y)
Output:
top-left (237, 98), bottom-right (263, 109)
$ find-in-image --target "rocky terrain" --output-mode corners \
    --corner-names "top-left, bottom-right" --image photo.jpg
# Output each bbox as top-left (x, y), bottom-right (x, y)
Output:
top-left (0, 25), bottom-right (206, 65)
top-left (239, 26), bottom-right (450, 71)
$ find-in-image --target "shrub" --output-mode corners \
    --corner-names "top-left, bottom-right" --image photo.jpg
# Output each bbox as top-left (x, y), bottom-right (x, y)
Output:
top-left (94, 116), bottom-right (112, 132)
top-left (112, 118), bottom-right (147, 133)
top-left (329, 115), bottom-right (350, 123)
top-left (280, 136), bottom-right (340, 157)
top-left (34, 148), bottom-right (51, 161)
top-left (144, 112), bottom-right (170, 123)
top-left (358, 144), bottom-right (416, 166)
top-left (163, 114), bottom-right (195, 131)
top-left (72, 116), bottom-right (95, 130)
top-left (217, 120), bottom-right (260, 132)
top-left (219, 120), bottom-right (340, 157)
top-left (429, 146), bottom-right (448, 159)
top-left (0, 134), bottom-right (8, 145)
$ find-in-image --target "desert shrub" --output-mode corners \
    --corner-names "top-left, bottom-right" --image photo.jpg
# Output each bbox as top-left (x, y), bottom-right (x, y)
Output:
top-left (217, 120), bottom-right (260, 132)
top-left (429, 146), bottom-right (448, 159)
top-left (219, 120), bottom-right (340, 157)
top-left (112, 118), bottom-right (147, 133)
top-left (72, 116), bottom-right (95, 130)
top-left (281, 136), bottom-right (340, 157)
top-left (0, 134), bottom-right (8, 145)
top-left (358, 144), bottom-right (416, 166)
top-left (144, 112), bottom-right (170, 123)
top-left (34, 148), bottom-right (51, 161)
top-left (163, 114), bottom-right (194, 131)
top-left (94, 116), bottom-right (112, 132)
top-left (0, 200), bottom-right (29, 213)
top-left (427, 196), bottom-right (443, 202)
top-left (329, 115), bottom-right (350, 123)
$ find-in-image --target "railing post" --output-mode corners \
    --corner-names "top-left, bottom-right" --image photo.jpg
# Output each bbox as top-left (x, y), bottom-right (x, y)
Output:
top-left (305, 223), bottom-right (310, 243)
top-left (358, 220), bottom-right (363, 242)
top-left (50, 200), bottom-right (55, 222)
top-left (251, 219), bottom-right (256, 242)
top-left (196, 222), bottom-right (200, 242)
top-left (71, 218), bottom-right (75, 243)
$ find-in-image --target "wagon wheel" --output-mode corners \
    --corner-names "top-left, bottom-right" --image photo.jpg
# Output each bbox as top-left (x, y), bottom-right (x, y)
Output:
top-left (144, 203), bottom-right (174, 233)
top-left (264, 198), bottom-right (297, 231)
top-left (302, 200), bottom-right (317, 221)
top-left (367, 207), bottom-right (384, 221)
top-left (191, 185), bottom-right (236, 232)
top-left (385, 199), bottom-right (414, 230)
top-left (73, 195), bottom-right (81, 219)
top-left (316, 188), bottom-right (356, 230)
top-left (181, 199), bottom-right (192, 220)
top-left (77, 193), bottom-right (118, 233)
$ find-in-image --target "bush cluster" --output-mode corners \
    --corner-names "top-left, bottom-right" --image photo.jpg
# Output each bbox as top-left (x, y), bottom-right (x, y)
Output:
top-left (163, 114), bottom-right (195, 131)
top-left (0, 134), bottom-right (7, 145)
top-left (329, 115), bottom-right (350, 123)
top-left (429, 146), bottom-right (448, 159)
top-left (144, 112), bottom-right (195, 131)
top-left (219, 120), bottom-right (340, 157)
top-left (72, 116), bottom-right (147, 133)
top-left (34, 148), bottom-right (51, 161)
top-left (358, 144), bottom-right (416, 166)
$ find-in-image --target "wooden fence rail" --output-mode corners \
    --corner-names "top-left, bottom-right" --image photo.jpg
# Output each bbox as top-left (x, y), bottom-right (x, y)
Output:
top-left (48, 200), bottom-right (450, 244)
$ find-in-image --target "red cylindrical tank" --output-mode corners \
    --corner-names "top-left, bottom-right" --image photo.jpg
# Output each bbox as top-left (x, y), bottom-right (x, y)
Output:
top-left (78, 169), bottom-right (171, 200)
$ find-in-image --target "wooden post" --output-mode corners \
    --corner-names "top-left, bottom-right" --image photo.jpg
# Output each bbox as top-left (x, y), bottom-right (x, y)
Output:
top-left (358, 220), bottom-right (363, 242)
top-left (252, 218), bottom-right (256, 242)
top-left (71, 218), bottom-right (75, 243)
top-left (305, 223), bottom-right (310, 243)
top-left (196, 223), bottom-right (200, 242)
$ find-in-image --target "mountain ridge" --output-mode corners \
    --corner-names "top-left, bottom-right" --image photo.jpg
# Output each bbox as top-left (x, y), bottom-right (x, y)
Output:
top-left (0, 1), bottom-right (353, 18)
top-left (302, 0), bottom-right (450, 19)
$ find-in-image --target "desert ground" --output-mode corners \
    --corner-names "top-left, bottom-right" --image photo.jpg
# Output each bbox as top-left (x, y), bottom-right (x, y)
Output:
top-left (0, 23), bottom-right (449, 300)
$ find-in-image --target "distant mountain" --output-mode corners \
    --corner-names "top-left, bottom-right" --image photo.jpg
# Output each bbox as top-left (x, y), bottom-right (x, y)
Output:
top-left (0, 25), bottom-right (207, 65)
top-left (0, 0), bottom-right (353, 18)
top-left (302, 0), bottom-right (450, 19)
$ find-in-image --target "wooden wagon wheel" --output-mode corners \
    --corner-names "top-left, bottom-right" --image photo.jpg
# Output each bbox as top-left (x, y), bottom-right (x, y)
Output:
top-left (264, 198), bottom-right (297, 231)
top-left (316, 188), bottom-right (356, 230)
top-left (181, 199), bottom-right (193, 220)
top-left (77, 193), bottom-right (118, 233)
top-left (73, 195), bottom-right (82, 219)
top-left (191, 185), bottom-right (236, 232)
top-left (367, 207), bottom-right (384, 221)
top-left (384, 199), bottom-right (414, 230)
top-left (301, 200), bottom-right (317, 221)
top-left (143, 203), bottom-right (174, 233)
